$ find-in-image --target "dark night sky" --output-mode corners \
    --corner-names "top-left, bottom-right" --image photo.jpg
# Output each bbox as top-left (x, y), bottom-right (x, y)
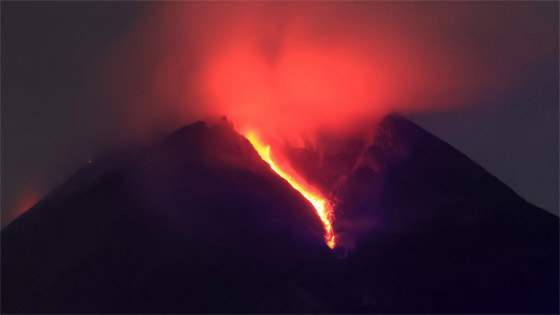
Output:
top-left (1, 2), bottom-right (558, 227)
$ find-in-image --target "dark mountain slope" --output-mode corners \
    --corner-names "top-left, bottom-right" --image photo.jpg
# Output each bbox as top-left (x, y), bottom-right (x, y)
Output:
top-left (332, 114), bottom-right (559, 313)
top-left (2, 114), bottom-right (558, 313)
top-left (2, 119), bottom-right (348, 313)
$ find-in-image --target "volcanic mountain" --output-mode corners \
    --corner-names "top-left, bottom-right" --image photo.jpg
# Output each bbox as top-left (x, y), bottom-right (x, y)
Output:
top-left (2, 114), bottom-right (558, 313)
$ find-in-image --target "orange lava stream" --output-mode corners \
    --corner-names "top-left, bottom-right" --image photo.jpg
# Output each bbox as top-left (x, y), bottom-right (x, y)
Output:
top-left (245, 132), bottom-right (336, 249)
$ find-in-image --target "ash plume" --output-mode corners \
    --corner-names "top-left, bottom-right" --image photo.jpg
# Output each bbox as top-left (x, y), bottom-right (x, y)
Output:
top-left (98, 2), bottom-right (556, 148)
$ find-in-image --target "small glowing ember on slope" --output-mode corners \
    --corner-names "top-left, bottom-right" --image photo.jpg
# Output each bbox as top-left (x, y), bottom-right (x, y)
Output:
top-left (245, 132), bottom-right (336, 249)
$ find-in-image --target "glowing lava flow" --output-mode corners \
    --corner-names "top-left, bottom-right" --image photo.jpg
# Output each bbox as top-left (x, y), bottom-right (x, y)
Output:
top-left (245, 132), bottom-right (336, 249)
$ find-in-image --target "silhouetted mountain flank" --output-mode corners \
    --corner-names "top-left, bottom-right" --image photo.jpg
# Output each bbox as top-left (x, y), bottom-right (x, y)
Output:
top-left (332, 114), bottom-right (558, 313)
top-left (333, 114), bottom-right (550, 238)
top-left (2, 115), bottom-right (558, 313)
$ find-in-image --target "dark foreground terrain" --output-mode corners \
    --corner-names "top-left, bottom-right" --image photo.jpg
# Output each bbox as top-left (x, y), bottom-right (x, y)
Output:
top-left (2, 115), bottom-right (558, 313)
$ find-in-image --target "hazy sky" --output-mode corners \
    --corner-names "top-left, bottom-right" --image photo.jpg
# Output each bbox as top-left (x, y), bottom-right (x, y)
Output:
top-left (1, 2), bottom-right (558, 227)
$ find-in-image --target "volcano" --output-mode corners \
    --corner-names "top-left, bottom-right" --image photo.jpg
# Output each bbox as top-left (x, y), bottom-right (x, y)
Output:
top-left (2, 114), bottom-right (558, 313)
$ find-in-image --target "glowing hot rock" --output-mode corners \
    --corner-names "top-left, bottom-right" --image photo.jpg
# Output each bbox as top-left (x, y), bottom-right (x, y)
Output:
top-left (245, 132), bottom-right (336, 249)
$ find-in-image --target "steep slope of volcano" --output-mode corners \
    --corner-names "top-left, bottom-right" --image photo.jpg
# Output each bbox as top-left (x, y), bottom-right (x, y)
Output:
top-left (1, 119), bottom-right (350, 313)
top-left (2, 115), bottom-right (558, 313)
top-left (332, 114), bottom-right (559, 313)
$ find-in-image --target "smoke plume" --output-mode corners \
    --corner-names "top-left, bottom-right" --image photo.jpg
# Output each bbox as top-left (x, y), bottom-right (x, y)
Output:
top-left (99, 2), bottom-right (556, 147)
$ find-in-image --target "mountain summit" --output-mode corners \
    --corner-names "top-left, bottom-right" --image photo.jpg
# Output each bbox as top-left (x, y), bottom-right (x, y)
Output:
top-left (2, 115), bottom-right (558, 313)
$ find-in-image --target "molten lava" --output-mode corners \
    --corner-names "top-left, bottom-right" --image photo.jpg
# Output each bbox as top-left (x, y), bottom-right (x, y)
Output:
top-left (245, 132), bottom-right (336, 249)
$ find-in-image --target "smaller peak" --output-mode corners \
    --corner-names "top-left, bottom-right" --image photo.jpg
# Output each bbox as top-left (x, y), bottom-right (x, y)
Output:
top-left (373, 112), bottom-right (441, 156)
top-left (381, 111), bottom-right (405, 122)
top-left (375, 112), bottom-right (428, 144)
top-left (378, 112), bottom-right (419, 132)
